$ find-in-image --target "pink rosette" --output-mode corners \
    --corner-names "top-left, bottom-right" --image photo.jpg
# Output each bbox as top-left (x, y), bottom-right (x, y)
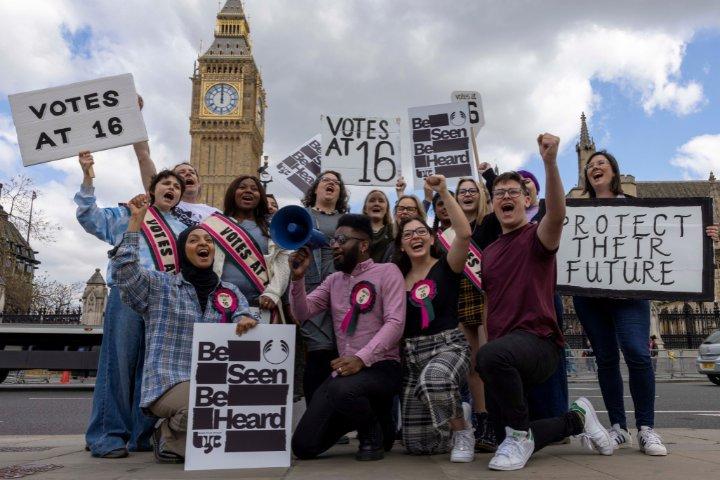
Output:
top-left (409, 279), bottom-right (437, 329)
top-left (340, 281), bottom-right (376, 335)
top-left (212, 287), bottom-right (239, 323)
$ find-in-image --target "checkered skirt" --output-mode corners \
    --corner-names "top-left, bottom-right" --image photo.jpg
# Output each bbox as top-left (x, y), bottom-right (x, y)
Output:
top-left (457, 277), bottom-right (484, 327)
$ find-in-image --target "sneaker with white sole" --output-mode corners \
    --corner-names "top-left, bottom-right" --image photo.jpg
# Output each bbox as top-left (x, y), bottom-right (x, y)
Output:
top-left (450, 402), bottom-right (475, 463)
top-left (609, 424), bottom-right (632, 449)
top-left (570, 397), bottom-right (614, 456)
top-left (488, 427), bottom-right (534, 471)
top-left (638, 426), bottom-right (667, 456)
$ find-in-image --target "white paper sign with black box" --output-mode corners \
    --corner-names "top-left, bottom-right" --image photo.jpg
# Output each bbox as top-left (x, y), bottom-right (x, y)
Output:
top-left (556, 197), bottom-right (714, 301)
top-left (321, 115), bottom-right (401, 186)
top-left (408, 102), bottom-right (476, 189)
top-left (9, 73), bottom-right (148, 167)
top-left (185, 324), bottom-right (295, 471)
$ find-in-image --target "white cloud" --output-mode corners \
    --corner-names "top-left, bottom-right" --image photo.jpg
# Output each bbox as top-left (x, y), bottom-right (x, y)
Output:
top-left (1, 0), bottom-right (719, 285)
top-left (670, 134), bottom-right (720, 179)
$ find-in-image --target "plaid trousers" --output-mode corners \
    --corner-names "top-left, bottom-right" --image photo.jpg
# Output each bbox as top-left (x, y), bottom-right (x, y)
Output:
top-left (401, 328), bottom-right (471, 455)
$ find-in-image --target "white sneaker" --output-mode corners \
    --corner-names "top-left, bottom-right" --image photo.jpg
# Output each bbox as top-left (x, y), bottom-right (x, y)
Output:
top-left (609, 424), bottom-right (632, 449)
top-left (638, 427), bottom-right (668, 456)
top-left (570, 397), bottom-right (614, 455)
top-left (488, 427), bottom-right (534, 471)
top-left (450, 402), bottom-right (475, 463)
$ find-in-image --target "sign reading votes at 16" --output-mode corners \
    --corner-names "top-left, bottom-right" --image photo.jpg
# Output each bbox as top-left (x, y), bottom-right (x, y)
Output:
top-left (9, 74), bottom-right (147, 167)
top-left (321, 115), bottom-right (401, 186)
top-left (451, 90), bottom-right (485, 135)
top-left (185, 324), bottom-right (295, 471)
top-left (556, 197), bottom-right (714, 301)
top-left (408, 102), bottom-right (476, 189)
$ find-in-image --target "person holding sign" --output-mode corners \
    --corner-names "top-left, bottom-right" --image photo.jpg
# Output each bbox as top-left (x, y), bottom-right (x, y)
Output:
top-left (572, 151), bottom-right (719, 456)
top-left (112, 195), bottom-right (257, 463)
top-left (75, 152), bottom-right (188, 458)
top-left (475, 135), bottom-right (614, 471)
top-left (289, 214), bottom-right (405, 461)
top-left (392, 175), bottom-right (476, 462)
top-left (362, 189), bottom-right (395, 262)
top-left (201, 175), bottom-right (290, 322)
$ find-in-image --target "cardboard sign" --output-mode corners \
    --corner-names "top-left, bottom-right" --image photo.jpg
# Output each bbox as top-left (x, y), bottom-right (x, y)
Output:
top-left (556, 197), bottom-right (714, 301)
top-left (272, 135), bottom-right (322, 197)
top-left (408, 102), bottom-right (476, 189)
top-left (451, 91), bottom-right (485, 135)
top-left (185, 323), bottom-right (295, 470)
top-left (9, 74), bottom-right (147, 166)
top-left (321, 115), bottom-right (401, 186)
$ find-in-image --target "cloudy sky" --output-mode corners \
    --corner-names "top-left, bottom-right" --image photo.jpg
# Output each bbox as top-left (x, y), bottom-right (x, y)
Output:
top-left (1, 0), bottom-right (720, 287)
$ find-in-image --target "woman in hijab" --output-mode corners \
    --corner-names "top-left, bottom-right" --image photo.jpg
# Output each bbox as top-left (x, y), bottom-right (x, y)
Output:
top-left (112, 194), bottom-right (259, 464)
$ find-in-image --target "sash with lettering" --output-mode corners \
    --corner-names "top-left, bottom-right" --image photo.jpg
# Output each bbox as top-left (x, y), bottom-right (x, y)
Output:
top-left (437, 227), bottom-right (482, 291)
top-left (200, 213), bottom-right (270, 292)
top-left (139, 206), bottom-right (180, 274)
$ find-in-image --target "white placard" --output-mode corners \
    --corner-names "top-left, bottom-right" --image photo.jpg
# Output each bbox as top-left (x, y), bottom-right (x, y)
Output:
top-left (321, 115), bottom-right (401, 186)
top-left (408, 102), bottom-right (476, 189)
top-left (185, 323), bottom-right (296, 471)
top-left (557, 198), bottom-right (714, 300)
top-left (272, 135), bottom-right (322, 197)
top-left (8, 74), bottom-right (148, 166)
top-left (451, 90), bottom-right (485, 135)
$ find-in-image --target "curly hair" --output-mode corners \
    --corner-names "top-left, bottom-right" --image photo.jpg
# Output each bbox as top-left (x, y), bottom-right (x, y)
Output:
top-left (392, 216), bottom-right (440, 276)
top-left (301, 170), bottom-right (349, 213)
top-left (223, 175), bottom-right (270, 237)
top-left (148, 170), bottom-right (185, 207)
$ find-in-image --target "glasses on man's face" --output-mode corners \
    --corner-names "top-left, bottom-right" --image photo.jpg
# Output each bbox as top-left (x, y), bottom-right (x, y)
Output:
top-left (492, 188), bottom-right (523, 199)
top-left (320, 177), bottom-right (340, 186)
top-left (458, 188), bottom-right (479, 197)
top-left (585, 159), bottom-right (609, 171)
top-left (401, 227), bottom-right (430, 241)
top-left (330, 234), bottom-right (365, 246)
top-left (396, 206), bottom-right (418, 213)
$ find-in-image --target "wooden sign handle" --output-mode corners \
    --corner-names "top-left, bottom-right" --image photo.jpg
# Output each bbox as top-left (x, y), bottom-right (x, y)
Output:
top-left (88, 165), bottom-right (95, 178)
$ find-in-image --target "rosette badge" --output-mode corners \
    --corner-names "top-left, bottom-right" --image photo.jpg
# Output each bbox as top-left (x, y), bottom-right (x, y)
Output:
top-left (340, 281), bottom-right (376, 335)
top-left (212, 287), bottom-right (239, 323)
top-left (409, 279), bottom-right (437, 329)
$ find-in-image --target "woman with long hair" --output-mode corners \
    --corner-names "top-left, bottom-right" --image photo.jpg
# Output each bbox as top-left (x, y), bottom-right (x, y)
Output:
top-left (362, 189), bottom-right (395, 262)
top-left (394, 174), bottom-right (475, 462)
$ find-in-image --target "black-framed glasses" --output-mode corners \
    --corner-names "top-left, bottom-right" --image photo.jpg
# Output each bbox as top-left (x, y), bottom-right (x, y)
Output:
top-left (401, 227), bottom-right (430, 240)
top-left (458, 188), bottom-right (479, 196)
top-left (396, 206), bottom-right (418, 213)
top-left (492, 188), bottom-right (523, 199)
top-left (330, 234), bottom-right (365, 246)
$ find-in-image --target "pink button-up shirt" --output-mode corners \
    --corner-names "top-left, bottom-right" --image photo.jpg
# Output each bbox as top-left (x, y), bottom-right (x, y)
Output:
top-left (290, 258), bottom-right (406, 366)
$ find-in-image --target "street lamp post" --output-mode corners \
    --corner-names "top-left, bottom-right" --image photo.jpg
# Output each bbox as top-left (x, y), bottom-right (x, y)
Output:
top-left (257, 155), bottom-right (273, 190)
top-left (26, 191), bottom-right (36, 244)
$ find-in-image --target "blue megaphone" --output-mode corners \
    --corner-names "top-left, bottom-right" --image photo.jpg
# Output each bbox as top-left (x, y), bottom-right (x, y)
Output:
top-left (269, 205), bottom-right (329, 251)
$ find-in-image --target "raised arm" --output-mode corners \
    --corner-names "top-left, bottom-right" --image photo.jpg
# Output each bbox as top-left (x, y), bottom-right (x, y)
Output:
top-left (133, 141), bottom-right (157, 193)
top-left (427, 175), bottom-right (471, 273)
top-left (536, 133), bottom-right (565, 250)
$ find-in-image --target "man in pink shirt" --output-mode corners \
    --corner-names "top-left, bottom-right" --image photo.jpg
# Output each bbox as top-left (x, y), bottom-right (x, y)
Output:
top-left (289, 214), bottom-right (406, 461)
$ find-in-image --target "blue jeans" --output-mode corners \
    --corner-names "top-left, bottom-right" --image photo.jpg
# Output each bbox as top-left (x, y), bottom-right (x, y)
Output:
top-left (85, 287), bottom-right (155, 456)
top-left (573, 296), bottom-right (654, 430)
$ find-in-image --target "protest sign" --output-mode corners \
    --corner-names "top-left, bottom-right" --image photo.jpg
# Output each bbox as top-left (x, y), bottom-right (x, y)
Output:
top-left (556, 197), bottom-right (714, 301)
top-left (185, 323), bottom-right (295, 471)
top-left (9, 74), bottom-right (147, 166)
top-left (408, 102), bottom-right (476, 189)
top-left (321, 115), bottom-right (401, 186)
top-left (451, 91), bottom-right (485, 134)
top-left (272, 135), bottom-right (322, 197)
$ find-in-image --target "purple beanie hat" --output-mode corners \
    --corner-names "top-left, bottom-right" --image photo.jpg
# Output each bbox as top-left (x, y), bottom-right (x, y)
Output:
top-left (516, 169), bottom-right (540, 194)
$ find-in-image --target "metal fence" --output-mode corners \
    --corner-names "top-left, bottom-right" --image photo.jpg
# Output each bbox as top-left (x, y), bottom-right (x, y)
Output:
top-left (0, 308), bottom-right (82, 325)
top-left (564, 349), bottom-right (704, 379)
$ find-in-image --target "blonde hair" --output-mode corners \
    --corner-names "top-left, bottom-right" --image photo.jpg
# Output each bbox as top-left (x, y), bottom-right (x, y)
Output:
top-left (394, 194), bottom-right (427, 222)
top-left (455, 178), bottom-right (489, 224)
top-left (362, 189), bottom-right (394, 227)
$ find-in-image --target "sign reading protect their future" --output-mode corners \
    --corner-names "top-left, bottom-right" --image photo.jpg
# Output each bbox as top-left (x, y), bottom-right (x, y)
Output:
top-left (556, 197), bottom-right (714, 301)
top-left (9, 73), bottom-right (148, 166)
top-left (408, 102), bottom-right (476, 189)
top-left (185, 324), bottom-right (295, 471)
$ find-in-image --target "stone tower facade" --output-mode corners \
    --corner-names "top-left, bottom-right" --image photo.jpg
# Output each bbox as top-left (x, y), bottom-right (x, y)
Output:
top-left (189, 0), bottom-right (267, 209)
top-left (81, 268), bottom-right (107, 326)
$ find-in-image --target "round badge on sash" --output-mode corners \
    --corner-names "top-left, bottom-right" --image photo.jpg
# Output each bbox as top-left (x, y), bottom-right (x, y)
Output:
top-left (409, 279), bottom-right (437, 329)
top-left (340, 281), bottom-right (376, 335)
top-left (212, 287), bottom-right (239, 323)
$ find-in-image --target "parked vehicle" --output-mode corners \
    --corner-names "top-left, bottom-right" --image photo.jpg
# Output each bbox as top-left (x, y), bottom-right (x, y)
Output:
top-left (696, 330), bottom-right (720, 385)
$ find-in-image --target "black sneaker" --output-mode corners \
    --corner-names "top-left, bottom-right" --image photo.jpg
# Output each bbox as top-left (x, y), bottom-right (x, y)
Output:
top-left (474, 412), bottom-right (497, 453)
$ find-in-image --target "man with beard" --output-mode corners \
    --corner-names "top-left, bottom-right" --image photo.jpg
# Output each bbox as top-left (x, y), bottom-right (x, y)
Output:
top-left (288, 214), bottom-right (406, 461)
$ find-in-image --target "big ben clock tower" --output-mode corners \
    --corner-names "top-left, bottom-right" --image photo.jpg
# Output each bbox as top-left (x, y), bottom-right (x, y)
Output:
top-left (189, 0), bottom-right (266, 208)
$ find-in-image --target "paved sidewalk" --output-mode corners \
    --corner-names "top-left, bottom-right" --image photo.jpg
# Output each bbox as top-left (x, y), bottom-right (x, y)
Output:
top-left (2, 429), bottom-right (720, 480)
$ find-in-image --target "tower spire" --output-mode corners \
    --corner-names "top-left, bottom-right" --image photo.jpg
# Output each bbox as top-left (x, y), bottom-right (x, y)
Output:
top-left (578, 112), bottom-right (594, 150)
top-left (575, 112), bottom-right (596, 188)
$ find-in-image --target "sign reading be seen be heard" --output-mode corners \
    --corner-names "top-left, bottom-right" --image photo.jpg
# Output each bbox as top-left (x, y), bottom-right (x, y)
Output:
top-left (9, 74), bottom-right (148, 166)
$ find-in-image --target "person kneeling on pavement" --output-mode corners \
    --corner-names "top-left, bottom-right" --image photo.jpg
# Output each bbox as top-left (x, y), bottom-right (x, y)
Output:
top-left (112, 194), bottom-right (258, 463)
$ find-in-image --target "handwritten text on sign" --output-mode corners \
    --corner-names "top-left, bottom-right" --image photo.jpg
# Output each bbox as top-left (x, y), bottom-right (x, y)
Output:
top-left (321, 116), bottom-right (400, 186)
top-left (185, 324), bottom-right (295, 471)
top-left (408, 102), bottom-right (475, 189)
top-left (556, 198), bottom-right (714, 301)
top-left (8, 74), bottom-right (147, 166)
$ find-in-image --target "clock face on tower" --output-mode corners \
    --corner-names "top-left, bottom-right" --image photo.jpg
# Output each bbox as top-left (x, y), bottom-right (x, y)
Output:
top-left (204, 83), bottom-right (239, 115)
